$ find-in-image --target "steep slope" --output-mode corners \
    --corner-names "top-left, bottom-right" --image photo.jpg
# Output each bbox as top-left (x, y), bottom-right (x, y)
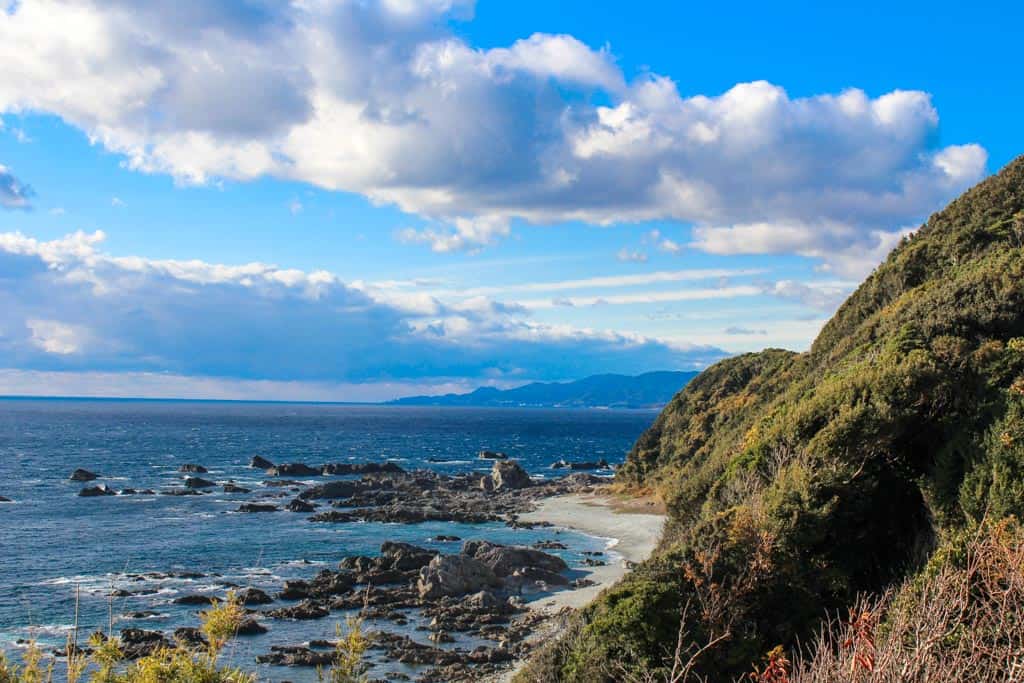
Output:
top-left (518, 156), bottom-right (1024, 682)
top-left (390, 371), bottom-right (699, 409)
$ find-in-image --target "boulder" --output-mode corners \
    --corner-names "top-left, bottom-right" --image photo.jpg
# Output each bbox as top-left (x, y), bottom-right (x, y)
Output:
top-left (278, 580), bottom-right (311, 601)
top-left (236, 618), bottom-right (267, 635)
top-left (222, 484), bottom-right (251, 494)
top-left (173, 595), bottom-right (219, 606)
top-left (78, 485), bottom-right (116, 497)
top-left (462, 541), bottom-right (568, 577)
top-left (118, 629), bottom-right (171, 659)
top-left (172, 627), bottom-right (207, 649)
top-left (184, 477), bottom-right (216, 489)
top-left (491, 460), bottom-right (531, 490)
top-left (0, 496), bottom-right (11, 503)
top-left (417, 554), bottom-right (500, 600)
top-left (267, 463), bottom-right (321, 477)
top-left (237, 588), bottom-right (274, 605)
top-left (178, 464), bottom-right (208, 473)
top-left (286, 498), bottom-right (317, 512)
top-left (250, 455), bottom-right (275, 470)
top-left (70, 469), bottom-right (99, 482)
top-left (380, 542), bottom-right (437, 571)
top-left (479, 475), bottom-right (495, 492)
top-left (478, 450), bottom-right (508, 460)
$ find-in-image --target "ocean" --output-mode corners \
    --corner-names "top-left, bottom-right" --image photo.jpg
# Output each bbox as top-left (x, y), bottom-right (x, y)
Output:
top-left (0, 399), bottom-right (654, 681)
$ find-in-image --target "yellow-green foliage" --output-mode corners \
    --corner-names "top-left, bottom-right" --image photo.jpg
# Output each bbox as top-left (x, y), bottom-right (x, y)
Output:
top-left (318, 617), bottom-right (369, 683)
top-left (519, 157), bottom-right (1024, 682)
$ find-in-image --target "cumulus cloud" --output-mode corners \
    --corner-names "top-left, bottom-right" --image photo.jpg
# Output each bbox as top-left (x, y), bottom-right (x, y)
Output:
top-left (0, 231), bottom-right (725, 384)
top-left (0, 164), bottom-right (33, 209)
top-left (0, 0), bottom-right (987, 261)
top-left (616, 248), bottom-right (648, 263)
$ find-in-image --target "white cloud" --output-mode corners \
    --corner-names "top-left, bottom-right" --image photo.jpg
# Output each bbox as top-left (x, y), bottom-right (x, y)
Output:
top-left (0, 0), bottom-right (987, 268)
top-left (111, 196), bottom-right (126, 207)
top-left (288, 198), bottom-right (303, 215)
top-left (0, 230), bottom-right (726, 383)
top-left (616, 248), bottom-right (648, 263)
top-left (0, 164), bottom-right (33, 209)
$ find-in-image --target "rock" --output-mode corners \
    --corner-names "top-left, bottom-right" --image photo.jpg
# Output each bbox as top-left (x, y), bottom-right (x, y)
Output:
top-left (266, 599), bottom-right (329, 620)
top-left (238, 503), bottom-right (278, 513)
top-left (479, 475), bottom-right (495, 492)
top-left (78, 485), bottom-right (116, 497)
top-left (533, 540), bottom-right (568, 550)
top-left (286, 498), bottom-right (317, 512)
top-left (250, 455), bottom-right (275, 470)
top-left (505, 566), bottom-right (570, 591)
top-left (380, 542), bottom-right (437, 571)
top-left (118, 629), bottom-right (171, 659)
top-left (433, 535), bottom-right (462, 542)
top-left (172, 627), bottom-right (207, 649)
top-left (417, 554), bottom-right (501, 600)
top-left (178, 464), bottom-right (208, 473)
top-left (278, 580), bottom-right (311, 600)
top-left (267, 463), bottom-right (321, 477)
top-left (222, 484), bottom-right (251, 493)
top-left (570, 459), bottom-right (609, 470)
top-left (256, 645), bottom-right (334, 666)
top-left (123, 611), bottom-right (161, 620)
top-left (0, 496), bottom-right (11, 503)
top-left (478, 450), bottom-right (508, 460)
top-left (238, 588), bottom-right (274, 605)
top-left (184, 476), bottom-right (216, 488)
top-left (490, 460), bottom-right (531, 490)
top-left (160, 488), bottom-right (202, 496)
top-left (299, 481), bottom-right (358, 500)
top-left (462, 541), bottom-right (568, 577)
top-left (70, 468), bottom-right (99, 482)
top-left (236, 618), bottom-right (267, 635)
top-left (321, 462), bottom-right (405, 475)
top-left (172, 594), bottom-right (222, 606)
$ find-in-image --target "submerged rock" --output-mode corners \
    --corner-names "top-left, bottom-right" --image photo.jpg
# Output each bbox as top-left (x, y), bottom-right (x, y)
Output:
top-left (286, 498), bottom-right (317, 512)
top-left (237, 503), bottom-right (278, 513)
top-left (478, 450), bottom-right (508, 460)
top-left (178, 464), bottom-right (208, 473)
top-left (78, 484), bottom-right (116, 497)
top-left (222, 483), bottom-right (250, 493)
top-left (70, 468), bottom-right (99, 482)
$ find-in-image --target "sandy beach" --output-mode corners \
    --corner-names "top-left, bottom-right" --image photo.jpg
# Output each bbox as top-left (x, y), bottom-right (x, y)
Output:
top-left (487, 491), bottom-right (665, 681)
top-left (518, 491), bottom-right (665, 612)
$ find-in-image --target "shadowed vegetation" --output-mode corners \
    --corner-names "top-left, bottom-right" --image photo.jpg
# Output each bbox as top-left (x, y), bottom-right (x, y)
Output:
top-left (517, 156), bottom-right (1024, 681)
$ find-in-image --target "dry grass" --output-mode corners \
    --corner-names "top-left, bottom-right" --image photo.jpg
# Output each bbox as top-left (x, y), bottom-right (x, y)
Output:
top-left (789, 518), bottom-right (1024, 683)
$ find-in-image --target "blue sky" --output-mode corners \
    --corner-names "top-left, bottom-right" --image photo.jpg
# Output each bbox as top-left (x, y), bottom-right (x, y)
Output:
top-left (0, 0), bottom-right (1019, 401)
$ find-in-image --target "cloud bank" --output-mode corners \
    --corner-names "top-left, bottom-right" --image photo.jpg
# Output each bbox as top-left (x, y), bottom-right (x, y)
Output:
top-left (0, 0), bottom-right (986, 271)
top-left (0, 231), bottom-right (724, 388)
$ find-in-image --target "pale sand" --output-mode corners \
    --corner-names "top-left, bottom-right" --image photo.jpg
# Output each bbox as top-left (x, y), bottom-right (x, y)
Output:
top-left (517, 492), bottom-right (665, 612)
top-left (485, 492), bottom-right (665, 682)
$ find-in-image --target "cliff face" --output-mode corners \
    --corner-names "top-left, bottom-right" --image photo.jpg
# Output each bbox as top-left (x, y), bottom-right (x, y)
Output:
top-left (519, 156), bottom-right (1024, 682)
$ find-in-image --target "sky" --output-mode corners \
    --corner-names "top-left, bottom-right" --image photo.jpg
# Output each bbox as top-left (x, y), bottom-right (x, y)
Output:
top-left (0, 0), bottom-right (1020, 401)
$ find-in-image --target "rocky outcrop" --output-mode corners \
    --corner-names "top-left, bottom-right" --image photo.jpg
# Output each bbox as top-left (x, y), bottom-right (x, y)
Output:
top-left (70, 469), bottom-right (99, 482)
top-left (267, 463), bottom-right (321, 477)
top-left (321, 462), bottom-right (405, 475)
top-left (184, 476), bottom-right (216, 488)
top-left (298, 480), bottom-right (360, 500)
top-left (237, 503), bottom-right (278, 512)
top-left (178, 464), bottom-right (208, 473)
top-left (490, 460), bottom-right (531, 490)
top-left (417, 554), bottom-right (500, 599)
top-left (118, 629), bottom-right (171, 659)
top-left (222, 484), bottom-right (250, 493)
top-left (237, 588), bottom-right (274, 605)
top-left (550, 458), bottom-right (609, 470)
top-left (462, 541), bottom-right (568, 576)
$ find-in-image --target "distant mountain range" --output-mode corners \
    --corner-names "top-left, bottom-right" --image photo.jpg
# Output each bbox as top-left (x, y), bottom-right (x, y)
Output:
top-left (388, 371), bottom-right (699, 409)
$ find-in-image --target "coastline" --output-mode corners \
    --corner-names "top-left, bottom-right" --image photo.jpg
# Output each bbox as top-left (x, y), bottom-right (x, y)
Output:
top-left (490, 491), bottom-right (666, 680)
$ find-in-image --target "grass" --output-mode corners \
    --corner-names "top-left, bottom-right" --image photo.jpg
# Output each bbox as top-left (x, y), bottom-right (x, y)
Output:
top-left (0, 592), bottom-right (368, 683)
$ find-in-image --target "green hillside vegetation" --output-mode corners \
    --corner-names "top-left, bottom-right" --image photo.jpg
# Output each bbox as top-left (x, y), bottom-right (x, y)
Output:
top-left (517, 156), bottom-right (1024, 682)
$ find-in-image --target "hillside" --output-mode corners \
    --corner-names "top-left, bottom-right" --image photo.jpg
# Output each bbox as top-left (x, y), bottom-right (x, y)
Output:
top-left (389, 371), bottom-right (699, 409)
top-left (518, 156), bottom-right (1024, 682)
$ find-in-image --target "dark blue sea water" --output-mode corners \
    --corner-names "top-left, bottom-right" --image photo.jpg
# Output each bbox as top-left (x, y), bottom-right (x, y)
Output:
top-left (0, 399), bottom-right (654, 680)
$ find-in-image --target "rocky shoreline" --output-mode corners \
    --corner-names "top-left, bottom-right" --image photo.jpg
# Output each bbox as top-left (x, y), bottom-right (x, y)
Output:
top-left (54, 455), bottom-right (638, 681)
